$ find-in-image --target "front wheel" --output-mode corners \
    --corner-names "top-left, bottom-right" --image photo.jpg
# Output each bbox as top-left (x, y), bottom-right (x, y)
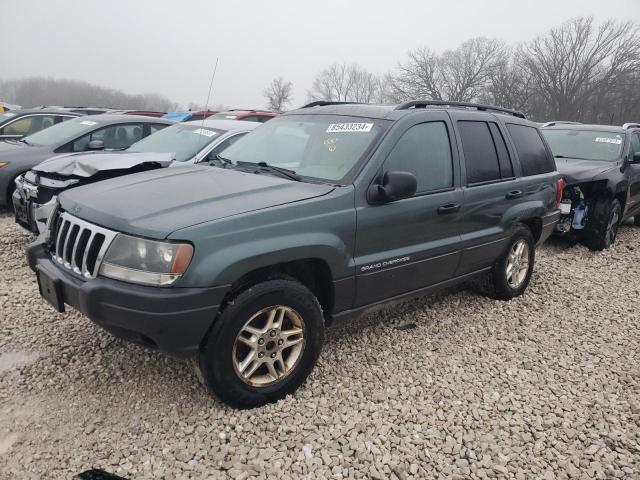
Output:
top-left (196, 279), bottom-right (324, 408)
top-left (582, 198), bottom-right (621, 251)
top-left (489, 226), bottom-right (536, 300)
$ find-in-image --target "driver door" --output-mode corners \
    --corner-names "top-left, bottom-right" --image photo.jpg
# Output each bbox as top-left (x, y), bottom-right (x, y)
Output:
top-left (353, 114), bottom-right (464, 307)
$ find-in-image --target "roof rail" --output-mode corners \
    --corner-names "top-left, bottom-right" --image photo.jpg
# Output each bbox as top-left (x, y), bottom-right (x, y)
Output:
top-left (541, 121), bottom-right (582, 127)
top-left (300, 101), bottom-right (361, 109)
top-left (394, 100), bottom-right (526, 119)
top-left (622, 123), bottom-right (640, 130)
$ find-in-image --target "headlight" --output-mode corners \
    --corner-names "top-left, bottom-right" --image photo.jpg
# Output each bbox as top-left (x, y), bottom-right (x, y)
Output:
top-left (99, 234), bottom-right (193, 286)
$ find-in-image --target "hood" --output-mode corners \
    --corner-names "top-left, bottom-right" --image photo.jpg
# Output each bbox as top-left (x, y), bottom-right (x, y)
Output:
top-left (555, 158), bottom-right (619, 185)
top-left (33, 152), bottom-right (174, 177)
top-left (59, 165), bottom-right (335, 238)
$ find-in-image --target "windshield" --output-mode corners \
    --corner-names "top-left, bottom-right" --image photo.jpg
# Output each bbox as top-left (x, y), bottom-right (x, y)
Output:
top-left (220, 114), bottom-right (387, 183)
top-left (209, 113), bottom-right (239, 120)
top-left (23, 117), bottom-right (103, 147)
top-left (127, 123), bottom-right (225, 162)
top-left (542, 129), bottom-right (625, 162)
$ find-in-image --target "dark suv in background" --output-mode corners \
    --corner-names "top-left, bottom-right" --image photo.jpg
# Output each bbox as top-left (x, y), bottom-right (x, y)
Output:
top-left (541, 122), bottom-right (640, 250)
top-left (28, 101), bottom-right (561, 408)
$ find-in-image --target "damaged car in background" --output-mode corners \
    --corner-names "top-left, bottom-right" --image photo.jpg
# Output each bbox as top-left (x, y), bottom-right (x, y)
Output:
top-left (12, 119), bottom-right (258, 233)
top-left (14, 152), bottom-right (174, 232)
top-left (541, 122), bottom-right (640, 250)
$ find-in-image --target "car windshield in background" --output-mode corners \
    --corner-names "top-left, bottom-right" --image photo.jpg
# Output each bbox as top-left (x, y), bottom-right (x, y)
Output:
top-left (220, 114), bottom-right (387, 183)
top-left (23, 117), bottom-right (103, 147)
top-left (127, 124), bottom-right (225, 162)
top-left (542, 129), bottom-right (625, 162)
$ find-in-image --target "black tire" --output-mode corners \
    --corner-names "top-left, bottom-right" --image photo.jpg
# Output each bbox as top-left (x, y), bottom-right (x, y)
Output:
top-left (489, 225), bottom-right (536, 301)
top-left (633, 215), bottom-right (640, 227)
top-left (581, 198), bottom-right (621, 251)
top-left (196, 279), bottom-right (324, 408)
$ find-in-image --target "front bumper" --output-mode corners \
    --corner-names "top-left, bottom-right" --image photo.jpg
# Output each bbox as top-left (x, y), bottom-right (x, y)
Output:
top-left (28, 239), bottom-right (230, 357)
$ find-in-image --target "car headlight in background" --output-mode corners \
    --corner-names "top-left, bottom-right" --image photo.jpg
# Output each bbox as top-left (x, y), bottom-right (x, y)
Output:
top-left (99, 234), bottom-right (193, 286)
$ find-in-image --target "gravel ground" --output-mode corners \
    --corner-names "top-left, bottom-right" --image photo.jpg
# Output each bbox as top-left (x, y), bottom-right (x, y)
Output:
top-left (1, 210), bottom-right (639, 480)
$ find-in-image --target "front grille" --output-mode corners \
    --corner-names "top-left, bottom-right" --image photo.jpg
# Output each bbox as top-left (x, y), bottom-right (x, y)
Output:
top-left (49, 210), bottom-right (117, 279)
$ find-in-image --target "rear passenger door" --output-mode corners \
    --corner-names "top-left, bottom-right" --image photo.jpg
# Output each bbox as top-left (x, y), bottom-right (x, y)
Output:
top-left (451, 112), bottom-right (523, 276)
top-left (354, 114), bottom-right (463, 306)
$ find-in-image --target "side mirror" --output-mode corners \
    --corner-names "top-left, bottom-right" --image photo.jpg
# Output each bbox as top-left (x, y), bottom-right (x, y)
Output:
top-left (367, 171), bottom-right (417, 204)
top-left (87, 140), bottom-right (105, 151)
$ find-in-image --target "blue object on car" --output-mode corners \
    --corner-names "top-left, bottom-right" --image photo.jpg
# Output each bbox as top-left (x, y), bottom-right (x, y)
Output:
top-left (162, 112), bottom-right (193, 122)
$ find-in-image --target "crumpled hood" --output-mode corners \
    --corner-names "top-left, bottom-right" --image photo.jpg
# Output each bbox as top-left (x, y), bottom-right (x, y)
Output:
top-left (555, 158), bottom-right (618, 185)
top-left (33, 152), bottom-right (174, 177)
top-left (59, 165), bottom-right (335, 238)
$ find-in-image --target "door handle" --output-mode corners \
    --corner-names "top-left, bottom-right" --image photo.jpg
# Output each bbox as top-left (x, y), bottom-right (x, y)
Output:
top-left (437, 203), bottom-right (461, 214)
top-left (506, 190), bottom-right (523, 200)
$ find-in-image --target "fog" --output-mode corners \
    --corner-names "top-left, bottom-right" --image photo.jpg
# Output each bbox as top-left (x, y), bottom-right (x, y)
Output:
top-left (2, 0), bottom-right (638, 109)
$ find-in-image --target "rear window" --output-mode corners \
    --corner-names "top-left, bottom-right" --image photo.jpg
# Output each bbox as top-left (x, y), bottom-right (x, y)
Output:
top-left (507, 124), bottom-right (555, 175)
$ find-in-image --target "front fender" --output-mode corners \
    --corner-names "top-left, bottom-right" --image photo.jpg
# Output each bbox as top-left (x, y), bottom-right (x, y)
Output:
top-left (188, 232), bottom-right (351, 287)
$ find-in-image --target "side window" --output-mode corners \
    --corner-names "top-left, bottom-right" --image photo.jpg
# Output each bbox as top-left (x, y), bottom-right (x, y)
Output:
top-left (1, 115), bottom-right (57, 136)
top-left (385, 121), bottom-right (453, 194)
top-left (488, 123), bottom-right (513, 178)
top-left (206, 133), bottom-right (248, 161)
top-left (72, 124), bottom-right (145, 151)
top-left (458, 121), bottom-right (501, 184)
top-left (506, 124), bottom-right (555, 176)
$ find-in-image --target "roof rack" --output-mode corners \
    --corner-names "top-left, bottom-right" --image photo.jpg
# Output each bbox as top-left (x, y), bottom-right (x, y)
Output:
top-left (300, 101), bottom-right (361, 109)
top-left (541, 121), bottom-right (582, 127)
top-left (394, 100), bottom-right (526, 119)
top-left (622, 123), bottom-right (640, 130)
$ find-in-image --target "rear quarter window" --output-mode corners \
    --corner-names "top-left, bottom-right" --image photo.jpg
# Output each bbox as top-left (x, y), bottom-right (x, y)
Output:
top-left (506, 124), bottom-right (555, 176)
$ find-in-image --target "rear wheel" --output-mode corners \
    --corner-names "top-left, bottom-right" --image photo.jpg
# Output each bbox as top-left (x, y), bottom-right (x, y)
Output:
top-left (582, 198), bottom-right (621, 251)
top-left (489, 225), bottom-right (535, 300)
top-left (196, 279), bottom-right (324, 408)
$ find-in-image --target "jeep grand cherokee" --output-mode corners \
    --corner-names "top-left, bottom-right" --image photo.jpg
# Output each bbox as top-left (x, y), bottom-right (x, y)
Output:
top-left (28, 101), bottom-right (561, 408)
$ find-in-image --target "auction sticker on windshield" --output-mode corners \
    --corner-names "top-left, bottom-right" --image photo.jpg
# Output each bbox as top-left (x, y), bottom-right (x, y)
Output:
top-left (193, 129), bottom-right (217, 137)
top-left (595, 137), bottom-right (622, 145)
top-left (326, 123), bottom-right (373, 133)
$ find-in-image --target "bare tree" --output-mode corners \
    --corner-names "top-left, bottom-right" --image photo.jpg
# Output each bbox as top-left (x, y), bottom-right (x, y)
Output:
top-left (519, 17), bottom-right (640, 121)
top-left (307, 63), bottom-right (386, 103)
top-left (263, 77), bottom-right (293, 113)
top-left (479, 49), bottom-right (535, 114)
top-left (390, 38), bottom-right (507, 103)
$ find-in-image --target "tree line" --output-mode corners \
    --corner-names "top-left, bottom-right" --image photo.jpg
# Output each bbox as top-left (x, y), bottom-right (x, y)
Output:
top-left (267, 17), bottom-right (640, 124)
top-left (0, 77), bottom-right (180, 112)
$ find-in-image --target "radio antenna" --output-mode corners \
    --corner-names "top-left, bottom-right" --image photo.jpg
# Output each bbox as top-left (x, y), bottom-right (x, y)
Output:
top-left (203, 57), bottom-right (219, 112)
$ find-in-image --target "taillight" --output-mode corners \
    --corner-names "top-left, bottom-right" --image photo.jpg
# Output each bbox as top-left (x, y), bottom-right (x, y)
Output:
top-left (555, 178), bottom-right (565, 208)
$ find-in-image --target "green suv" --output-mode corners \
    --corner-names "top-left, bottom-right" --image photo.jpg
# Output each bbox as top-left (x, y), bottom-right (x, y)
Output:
top-left (28, 101), bottom-right (562, 408)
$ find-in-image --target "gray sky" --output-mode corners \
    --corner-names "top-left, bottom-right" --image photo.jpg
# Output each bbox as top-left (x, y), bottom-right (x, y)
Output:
top-left (2, 0), bottom-right (639, 110)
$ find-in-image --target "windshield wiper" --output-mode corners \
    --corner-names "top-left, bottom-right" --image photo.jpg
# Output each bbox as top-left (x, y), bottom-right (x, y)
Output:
top-left (209, 154), bottom-right (232, 168)
top-left (236, 161), bottom-right (301, 181)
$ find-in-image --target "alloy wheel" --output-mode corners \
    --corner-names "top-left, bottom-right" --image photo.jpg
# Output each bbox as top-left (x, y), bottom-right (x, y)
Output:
top-left (505, 239), bottom-right (530, 289)
top-left (232, 305), bottom-right (305, 387)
